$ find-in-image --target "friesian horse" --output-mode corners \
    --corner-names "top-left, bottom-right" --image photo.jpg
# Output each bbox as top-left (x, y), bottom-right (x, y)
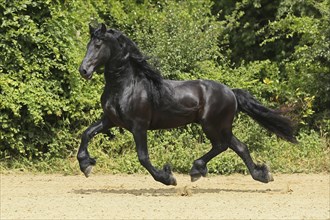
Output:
top-left (77, 23), bottom-right (297, 186)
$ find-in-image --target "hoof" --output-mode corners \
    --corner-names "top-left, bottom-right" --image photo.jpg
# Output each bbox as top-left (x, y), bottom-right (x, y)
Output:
top-left (190, 173), bottom-right (202, 182)
top-left (163, 164), bottom-right (177, 186)
top-left (189, 160), bottom-right (208, 182)
top-left (264, 164), bottom-right (274, 182)
top-left (79, 157), bottom-right (96, 178)
top-left (83, 165), bottom-right (93, 178)
top-left (253, 164), bottom-right (274, 183)
top-left (169, 174), bottom-right (177, 186)
top-left (267, 172), bottom-right (274, 182)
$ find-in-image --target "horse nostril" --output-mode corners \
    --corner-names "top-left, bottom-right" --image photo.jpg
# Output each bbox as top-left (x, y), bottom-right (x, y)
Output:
top-left (79, 66), bottom-right (87, 75)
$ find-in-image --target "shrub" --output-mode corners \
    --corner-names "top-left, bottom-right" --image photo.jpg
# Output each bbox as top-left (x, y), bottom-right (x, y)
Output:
top-left (0, 0), bottom-right (101, 160)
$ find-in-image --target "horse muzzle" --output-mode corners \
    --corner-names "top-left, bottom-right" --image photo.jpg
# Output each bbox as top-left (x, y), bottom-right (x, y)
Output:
top-left (79, 65), bottom-right (93, 80)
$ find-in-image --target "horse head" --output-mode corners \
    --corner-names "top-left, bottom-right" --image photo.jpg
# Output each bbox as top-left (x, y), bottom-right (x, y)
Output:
top-left (79, 23), bottom-right (120, 80)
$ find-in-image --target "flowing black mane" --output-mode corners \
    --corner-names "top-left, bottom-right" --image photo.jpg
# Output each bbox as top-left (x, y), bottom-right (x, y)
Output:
top-left (107, 29), bottom-right (187, 111)
top-left (109, 29), bottom-right (164, 88)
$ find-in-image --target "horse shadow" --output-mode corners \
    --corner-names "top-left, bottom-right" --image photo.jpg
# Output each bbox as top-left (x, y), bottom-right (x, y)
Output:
top-left (72, 187), bottom-right (284, 196)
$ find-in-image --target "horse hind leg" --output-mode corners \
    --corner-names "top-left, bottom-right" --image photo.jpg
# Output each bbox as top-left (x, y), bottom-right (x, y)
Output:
top-left (190, 141), bottom-right (228, 182)
top-left (189, 126), bottom-right (231, 182)
top-left (230, 135), bottom-right (274, 183)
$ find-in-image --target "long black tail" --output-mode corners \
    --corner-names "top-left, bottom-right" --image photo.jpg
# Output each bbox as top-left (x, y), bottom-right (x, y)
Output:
top-left (232, 89), bottom-right (297, 143)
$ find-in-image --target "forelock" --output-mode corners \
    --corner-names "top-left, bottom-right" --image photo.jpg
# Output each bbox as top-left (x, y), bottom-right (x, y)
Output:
top-left (92, 28), bottom-right (104, 39)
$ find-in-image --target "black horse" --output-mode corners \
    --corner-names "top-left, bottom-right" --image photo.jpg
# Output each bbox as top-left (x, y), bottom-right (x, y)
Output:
top-left (77, 23), bottom-right (297, 186)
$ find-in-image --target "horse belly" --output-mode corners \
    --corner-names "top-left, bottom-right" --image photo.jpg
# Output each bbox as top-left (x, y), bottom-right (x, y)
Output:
top-left (149, 113), bottom-right (197, 130)
top-left (148, 80), bottom-right (202, 129)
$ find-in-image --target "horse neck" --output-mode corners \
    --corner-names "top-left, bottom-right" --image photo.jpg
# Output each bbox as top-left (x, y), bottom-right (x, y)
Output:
top-left (104, 55), bottom-right (135, 92)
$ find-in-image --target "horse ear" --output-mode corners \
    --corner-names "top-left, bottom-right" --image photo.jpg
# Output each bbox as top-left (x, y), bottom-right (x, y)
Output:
top-left (89, 24), bottom-right (95, 36)
top-left (101, 23), bottom-right (107, 34)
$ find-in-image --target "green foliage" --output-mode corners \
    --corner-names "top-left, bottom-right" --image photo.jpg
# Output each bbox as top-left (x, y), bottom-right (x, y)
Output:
top-left (0, 0), bottom-right (328, 175)
top-left (259, 0), bottom-right (330, 128)
top-left (0, 0), bottom-right (102, 160)
top-left (212, 0), bottom-right (329, 131)
top-left (130, 0), bottom-right (221, 78)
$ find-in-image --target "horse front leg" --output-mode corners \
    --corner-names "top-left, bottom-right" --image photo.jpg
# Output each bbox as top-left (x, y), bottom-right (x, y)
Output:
top-left (132, 129), bottom-right (177, 186)
top-left (77, 116), bottom-right (114, 177)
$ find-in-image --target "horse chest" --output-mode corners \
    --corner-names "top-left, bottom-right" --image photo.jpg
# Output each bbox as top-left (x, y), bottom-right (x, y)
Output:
top-left (102, 97), bottom-right (128, 128)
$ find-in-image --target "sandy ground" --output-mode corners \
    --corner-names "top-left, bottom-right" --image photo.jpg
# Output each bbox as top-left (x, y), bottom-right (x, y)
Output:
top-left (0, 173), bottom-right (329, 220)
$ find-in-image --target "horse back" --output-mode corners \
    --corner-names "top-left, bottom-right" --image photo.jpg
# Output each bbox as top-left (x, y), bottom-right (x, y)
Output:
top-left (149, 79), bottom-right (237, 129)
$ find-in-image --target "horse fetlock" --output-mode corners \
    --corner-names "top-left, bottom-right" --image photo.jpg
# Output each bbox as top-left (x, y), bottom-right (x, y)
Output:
top-left (163, 164), bottom-right (172, 174)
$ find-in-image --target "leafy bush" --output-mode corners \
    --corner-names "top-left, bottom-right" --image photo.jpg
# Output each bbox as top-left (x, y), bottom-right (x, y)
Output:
top-left (130, 0), bottom-right (221, 78)
top-left (0, 0), bottom-right (101, 160)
